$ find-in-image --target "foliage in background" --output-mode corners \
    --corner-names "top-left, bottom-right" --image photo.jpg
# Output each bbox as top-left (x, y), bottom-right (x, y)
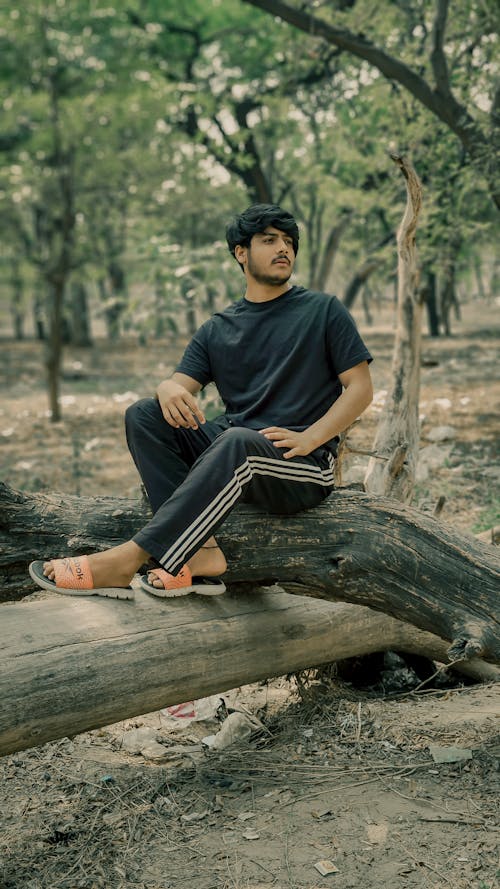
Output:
top-left (0, 0), bottom-right (498, 416)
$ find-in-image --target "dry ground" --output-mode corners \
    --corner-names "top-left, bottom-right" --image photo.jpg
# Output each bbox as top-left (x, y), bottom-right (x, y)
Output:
top-left (0, 299), bottom-right (499, 889)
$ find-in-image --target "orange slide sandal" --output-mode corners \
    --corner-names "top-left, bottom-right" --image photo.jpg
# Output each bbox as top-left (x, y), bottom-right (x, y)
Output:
top-left (29, 556), bottom-right (134, 600)
top-left (139, 564), bottom-right (226, 598)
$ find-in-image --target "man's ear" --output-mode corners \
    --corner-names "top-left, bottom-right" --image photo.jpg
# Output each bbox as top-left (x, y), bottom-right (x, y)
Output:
top-left (234, 244), bottom-right (247, 267)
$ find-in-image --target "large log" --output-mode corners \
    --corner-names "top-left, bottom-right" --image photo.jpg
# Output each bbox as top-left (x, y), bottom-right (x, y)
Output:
top-left (1, 481), bottom-right (499, 663)
top-left (1, 586), bottom-right (498, 757)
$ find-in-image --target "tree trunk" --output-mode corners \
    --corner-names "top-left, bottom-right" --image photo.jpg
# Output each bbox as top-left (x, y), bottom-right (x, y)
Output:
top-left (181, 278), bottom-right (198, 336)
top-left (421, 270), bottom-right (440, 337)
top-left (153, 268), bottom-right (168, 339)
top-left (311, 212), bottom-right (351, 292)
top-left (440, 243), bottom-right (461, 336)
top-left (364, 156), bottom-right (423, 501)
top-left (44, 279), bottom-right (65, 423)
top-left (70, 280), bottom-right (93, 347)
top-left (9, 260), bottom-right (25, 340)
top-left (1, 482), bottom-right (498, 664)
top-left (343, 257), bottom-right (381, 310)
top-left (103, 260), bottom-right (127, 341)
top-left (361, 282), bottom-right (373, 325)
top-left (0, 587), bottom-right (497, 757)
top-left (473, 256), bottom-right (487, 302)
top-left (491, 258), bottom-right (500, 305)
top-left (205, 284), bottom-right (217, 314)
top-left (32, 291), bottom-right (46, 340)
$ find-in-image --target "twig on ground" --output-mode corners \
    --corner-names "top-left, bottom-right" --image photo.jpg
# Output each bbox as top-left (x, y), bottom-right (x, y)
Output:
top-left (394, 832), bottom-right (454, 885)
top-left (356, 701), bottom-right (362, 741)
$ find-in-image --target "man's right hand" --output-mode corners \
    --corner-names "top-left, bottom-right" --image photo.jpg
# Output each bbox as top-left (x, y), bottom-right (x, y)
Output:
top-left (156, 379), bottom-right (206, 429)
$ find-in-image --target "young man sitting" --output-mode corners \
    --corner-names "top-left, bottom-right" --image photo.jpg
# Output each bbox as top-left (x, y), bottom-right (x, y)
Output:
top-left (30, 203), bottom-right (373, 598)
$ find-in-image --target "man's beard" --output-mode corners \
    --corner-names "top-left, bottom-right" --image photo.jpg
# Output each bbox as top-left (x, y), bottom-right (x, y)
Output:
top-left (247, 254), bottom-right (292, 286)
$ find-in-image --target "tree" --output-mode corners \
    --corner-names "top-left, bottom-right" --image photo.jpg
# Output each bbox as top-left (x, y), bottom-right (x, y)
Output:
top-left (0, 2), bottom-right (175, 408)
top-left (128, 0), bottom-right (367, 286)
top-left (242, 0), bottom-right (500, 211)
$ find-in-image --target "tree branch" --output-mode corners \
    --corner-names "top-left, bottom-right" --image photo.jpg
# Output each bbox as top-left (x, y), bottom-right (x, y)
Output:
top-left (431, 0), bottom-right (453, 98)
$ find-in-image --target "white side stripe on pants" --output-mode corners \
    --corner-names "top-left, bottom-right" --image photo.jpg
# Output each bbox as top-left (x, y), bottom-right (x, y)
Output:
top-left (159, 453), bottom-right (335, 571)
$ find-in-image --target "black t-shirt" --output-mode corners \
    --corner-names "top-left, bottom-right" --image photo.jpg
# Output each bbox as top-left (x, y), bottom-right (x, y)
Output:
top-left (176, 285), bottom-right (372, 448)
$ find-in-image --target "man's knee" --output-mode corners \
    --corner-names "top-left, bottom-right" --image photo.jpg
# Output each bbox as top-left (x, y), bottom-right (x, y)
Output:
top-left (214, 425), bottom-right (262, 451)
top-left (125, 397), bottom-right (164, 434)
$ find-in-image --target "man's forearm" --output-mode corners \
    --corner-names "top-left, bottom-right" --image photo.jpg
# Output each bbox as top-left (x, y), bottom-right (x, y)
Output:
top-left (306, 380), bottom-right (373, 450)
top-left (156, 372), bottom-right (202, 398)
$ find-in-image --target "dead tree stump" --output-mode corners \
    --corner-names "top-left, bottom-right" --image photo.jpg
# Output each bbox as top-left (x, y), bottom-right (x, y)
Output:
top-left (365, 154), bottom-right (423, 500)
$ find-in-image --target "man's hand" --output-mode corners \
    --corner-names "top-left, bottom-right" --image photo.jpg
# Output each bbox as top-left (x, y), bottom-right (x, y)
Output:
top-left (259, 426), bottom-right (318, 459)
top-left (156, 378), bottom-right (205, 429)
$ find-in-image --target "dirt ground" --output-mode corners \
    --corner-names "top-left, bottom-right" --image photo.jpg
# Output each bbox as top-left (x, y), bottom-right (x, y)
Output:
top-left (0, 299), bottom-right (499, 889)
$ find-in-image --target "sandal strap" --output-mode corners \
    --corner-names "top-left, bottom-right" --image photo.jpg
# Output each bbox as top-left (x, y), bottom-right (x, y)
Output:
top-left (52, 556), bottom-right (94, 590)
top-left (148, 565), bottom-right (192, 590)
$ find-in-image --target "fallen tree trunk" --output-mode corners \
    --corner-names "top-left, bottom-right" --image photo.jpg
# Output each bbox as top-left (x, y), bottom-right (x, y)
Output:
top-left (0, 586), bottom-right (498, 757)
top-left (1, 482), bottom-right (499, 663)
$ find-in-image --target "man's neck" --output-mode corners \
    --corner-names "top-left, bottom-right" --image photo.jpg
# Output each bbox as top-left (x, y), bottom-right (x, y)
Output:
top-left (244, 281), bottom-right (293, 304)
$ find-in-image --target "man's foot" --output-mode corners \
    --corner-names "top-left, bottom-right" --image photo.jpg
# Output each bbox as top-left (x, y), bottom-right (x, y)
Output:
top-left (32, 541), bottom-right (150, 598)
top-left (147, 543), bottom-right (227, 590)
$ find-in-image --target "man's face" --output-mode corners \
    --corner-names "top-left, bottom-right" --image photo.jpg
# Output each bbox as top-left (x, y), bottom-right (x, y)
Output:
top-left (236, 226), bottom-right (296, 286)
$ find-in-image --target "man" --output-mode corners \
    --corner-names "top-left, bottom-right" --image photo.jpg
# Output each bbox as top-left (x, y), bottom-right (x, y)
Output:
top-left (29, 204), bottom-right (373, 598)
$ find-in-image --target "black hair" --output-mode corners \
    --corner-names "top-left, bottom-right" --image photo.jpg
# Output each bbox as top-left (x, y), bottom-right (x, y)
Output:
top-left (226, 204), bottom-right (299, 268)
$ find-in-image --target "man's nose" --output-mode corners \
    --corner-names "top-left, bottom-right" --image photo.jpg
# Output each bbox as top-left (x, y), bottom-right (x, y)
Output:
top-left (277, 240), bottom-right (290, 253)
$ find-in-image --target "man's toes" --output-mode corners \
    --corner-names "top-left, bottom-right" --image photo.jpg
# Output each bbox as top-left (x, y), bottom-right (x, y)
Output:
top-left (148, 573), bottom-right (163, 589)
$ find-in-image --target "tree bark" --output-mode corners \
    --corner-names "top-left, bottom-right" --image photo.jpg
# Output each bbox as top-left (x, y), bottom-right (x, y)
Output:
top-left (70, 280), bottom-right (93, 347)
top-left (364, 156), bottom-right (423, 501)
top-left (0, 586), bottom-right (497, 757)
top-left (1, 482), bottom-right (498, 664)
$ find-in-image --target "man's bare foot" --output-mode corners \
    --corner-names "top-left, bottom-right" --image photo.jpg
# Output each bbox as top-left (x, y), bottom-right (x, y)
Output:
top-left (148, 540), bottom-right (227, 589)
top-left (43, 541), bottom-right (149, 589)
top-left (187, 543), bottom-right (227, 578)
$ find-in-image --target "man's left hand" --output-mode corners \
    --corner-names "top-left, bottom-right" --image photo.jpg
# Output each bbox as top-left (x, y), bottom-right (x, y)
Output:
top-left (259, 426), bottom-right (318, 459)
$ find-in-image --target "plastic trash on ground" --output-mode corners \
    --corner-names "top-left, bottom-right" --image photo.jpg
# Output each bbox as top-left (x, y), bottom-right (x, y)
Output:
top-left (202, 711), bottom-right (266, 750)
top-left (160, 695), bottom-right (223, 725)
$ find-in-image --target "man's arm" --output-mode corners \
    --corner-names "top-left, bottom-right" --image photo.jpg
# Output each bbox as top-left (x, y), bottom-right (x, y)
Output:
top-left (156, 372), bottom-right (206, 429)
top-left (260, 361), bottom-right (373, 459)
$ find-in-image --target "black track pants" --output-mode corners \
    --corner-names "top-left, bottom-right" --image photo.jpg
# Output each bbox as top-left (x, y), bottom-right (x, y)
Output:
top-left (125, 397), bottom-right (335, 575)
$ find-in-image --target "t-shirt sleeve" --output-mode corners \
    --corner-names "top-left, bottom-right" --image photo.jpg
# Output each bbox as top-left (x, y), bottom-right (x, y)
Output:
top-left (175, 320), bottom-right (213, 386)
top-left (326, 297), bottom-right (373, 376)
